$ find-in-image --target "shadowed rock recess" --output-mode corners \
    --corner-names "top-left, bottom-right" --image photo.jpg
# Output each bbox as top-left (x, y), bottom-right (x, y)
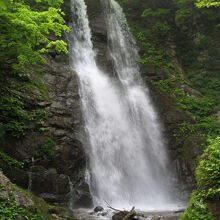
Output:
top-left (1, 0), bottom-right (208, 214)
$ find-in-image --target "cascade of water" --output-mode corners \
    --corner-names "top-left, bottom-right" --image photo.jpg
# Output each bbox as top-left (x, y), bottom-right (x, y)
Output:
top-left (69, 0), bottom-right (178, 211)
top-left (27, 172), bottom-right (32, 192)
top-left (28, 157), bottom-right (35, 192)
top-left (101, 0), bottom-right (170, 174)
top-left (68, 176), bottom-right (75, 212)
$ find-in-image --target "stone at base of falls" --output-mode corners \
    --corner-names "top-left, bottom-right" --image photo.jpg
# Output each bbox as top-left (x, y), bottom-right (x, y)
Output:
top-left (112, 207), bottom-right (138, 220)
top-left (94, 206), bottom-right (104, 212)
top-left (112, 209), bottom-right (184, 220)
top-left (112, 211), bottom-right (131, 220)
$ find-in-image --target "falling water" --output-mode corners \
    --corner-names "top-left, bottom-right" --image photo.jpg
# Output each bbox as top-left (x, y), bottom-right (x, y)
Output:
top-left (69, 0), bottom-right (178, 211)
top-left (27, 157), bottom-right (34, 192)
top-left (68, 176), bottom-right (75, 212)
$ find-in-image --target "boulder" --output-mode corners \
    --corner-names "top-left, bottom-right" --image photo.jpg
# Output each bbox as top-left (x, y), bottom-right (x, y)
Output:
top-left (94, 206), bottom-right (104, 213)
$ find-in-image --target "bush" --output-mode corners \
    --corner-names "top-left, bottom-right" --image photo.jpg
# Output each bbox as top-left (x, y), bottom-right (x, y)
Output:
top-left (33, 138), bottom-right (56, 159)
top-left (196, 137), bottom-right (220, 197)
top-left (0, 151), bottom-right (25, 168)
top-left (180, 191), bottom-right (214, 220)
top-left (181, 137), bottom-right (220, 219)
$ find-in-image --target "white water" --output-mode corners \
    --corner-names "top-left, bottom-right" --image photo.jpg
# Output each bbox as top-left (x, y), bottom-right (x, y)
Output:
top-left (69, 0), bottom-right (178, 211)
top-left (27, 157), bottom-right (34, 192)
top-left (68, 176), bottom-right (75, 212)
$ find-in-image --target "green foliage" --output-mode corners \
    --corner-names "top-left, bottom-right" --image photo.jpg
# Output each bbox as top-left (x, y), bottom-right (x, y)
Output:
top-left (0, 190), bottom-right (73, 220)
top-left (29, 109), bottom-right (48, 132)
top-left (0, 96), bottom-right (25, 119)
top-left (142, 8), bottom-right (170, 18)
top-left (177, 96), bottom-right (215, 118)
top-left (196, 137), bottom-right (220, 197)
top-left (0, 182), bottom-right (60, 220)
top-left (33, 138), bottom-right (56, 159)
top-left (152, 74), bottom-right (218, 119)
top-left (153, 21), bottom-right (170, 37)
top-left (138, 45), bottom-right (171, 69)
top-left (0, 93), bottom-right (49, 138)
top-left (0, 0), bottom-right (7, 12)
top-left (196, 0), bottom-right (220, 8)
top-left (151, 75), bottom-right (187, 92)
top-left (41, 40), bottom-right (68, 54)
top-left (0, 201), bottom-right (42, 220)
top-left (152, 74), bottom-right (219, 139)
top-left (0, 152), bottom-right (25, 168)
top-left (175, 0), bottom-right (196, 25)
top-left (180, 191), bottom-right (214, 220)
top-left (28, 109), bottom-right (47, 121)
top-left (177, 0), bottom-right (196, 7)
top-left (175, 8), bottom-right (193, 23)
top-left (189, 72), bottom-right (220, 107)
top-left (137, 33), bottom-right (172, 70)
top-left (0, 0), bottom-right (69, 71)
top-left (196, 117), bottom-right (220, 137)
top-left (0, 0), bottom-right (68, 140)
top-left (181, 137), bottom-right (220, 219)
top-left (0, 95), bottom-right (28, 138)
top-left (179, 117), bottom-right (219, 139)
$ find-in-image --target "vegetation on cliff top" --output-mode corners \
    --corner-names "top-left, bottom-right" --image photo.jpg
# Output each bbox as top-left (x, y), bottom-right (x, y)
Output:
top-left (0, 0), bottom-right (68, 71)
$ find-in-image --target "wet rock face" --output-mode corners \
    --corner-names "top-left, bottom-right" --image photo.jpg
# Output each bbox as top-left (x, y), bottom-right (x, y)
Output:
top-left (147, 83), bottom-right (197, 192)
top-left (85, 0), bottom-right (115, 76)
top-left (0, 171), bottom-right (34, 208)
top-left (3, 49), bottom-right (92, 207)
top-left (31, 54), bottom-right (92, 207)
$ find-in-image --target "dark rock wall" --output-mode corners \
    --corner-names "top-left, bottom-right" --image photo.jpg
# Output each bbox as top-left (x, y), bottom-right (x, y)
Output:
top-left (148, 83), bottom-right (199, 192)
top-left (85, 0), bottom-right (115, 75)
top-left (2, 38), bottom-right (92, 207)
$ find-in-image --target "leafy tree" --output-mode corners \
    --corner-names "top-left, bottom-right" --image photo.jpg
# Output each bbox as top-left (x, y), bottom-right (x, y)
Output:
top-left (196, 0), bottom-right (220, 8)
top-left (0, 0), bottom-right (69, 138)
top-left (0, 0), bottom-right (69, 72)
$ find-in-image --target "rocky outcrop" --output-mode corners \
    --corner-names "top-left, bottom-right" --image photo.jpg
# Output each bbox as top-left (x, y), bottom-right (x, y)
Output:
top-left (148, 84), bottom-right (198, 178)
top-left (0, 171), bottom-right (74, 219)
top-left (2, 45), bottom-right (92, 208)
top-left (0, 171), bottom-right (34, 208)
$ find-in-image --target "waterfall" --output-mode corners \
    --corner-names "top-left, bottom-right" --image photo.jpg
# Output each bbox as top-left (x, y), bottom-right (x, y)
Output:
top-left (27, 157), bottom-right (34, 192)
top-left (69, 0), bottom-right (178, 211)
top-left (68, 176), bottom-right (74, 212)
